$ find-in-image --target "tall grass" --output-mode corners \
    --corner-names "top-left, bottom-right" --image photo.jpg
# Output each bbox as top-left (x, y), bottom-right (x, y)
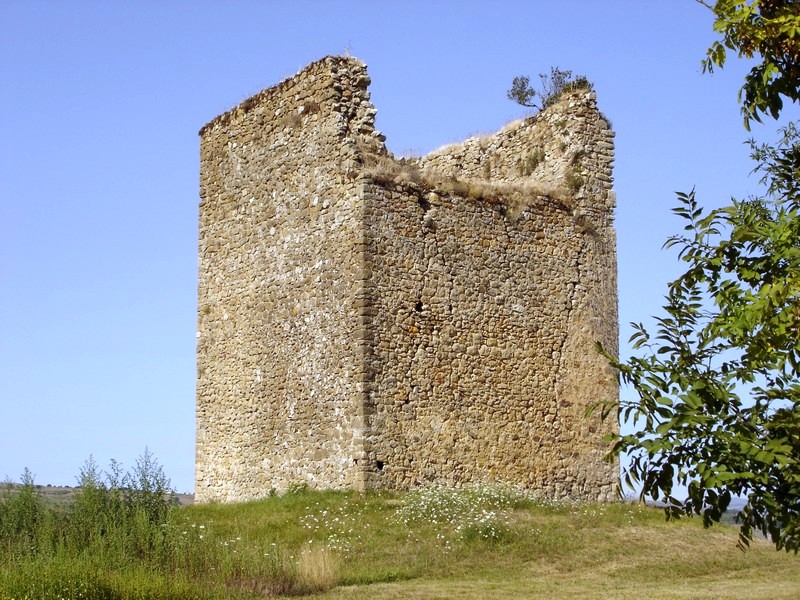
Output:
top-left (0, 451), bottom-right (335, 599)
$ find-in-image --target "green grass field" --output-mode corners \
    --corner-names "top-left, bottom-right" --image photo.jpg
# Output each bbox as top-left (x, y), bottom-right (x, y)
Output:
top-left (1, 471), bottom-right (798, 599)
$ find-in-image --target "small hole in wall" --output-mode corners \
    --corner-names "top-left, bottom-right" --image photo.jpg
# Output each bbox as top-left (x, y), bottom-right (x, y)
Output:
top-left (353, 458), bottom-right (359, 466)
top-left (376, 460), bottom-right (385, 471)
top-left (414, 301), bottom-right (423, 312)
top-left (418, 196), bottom-right (430, 212)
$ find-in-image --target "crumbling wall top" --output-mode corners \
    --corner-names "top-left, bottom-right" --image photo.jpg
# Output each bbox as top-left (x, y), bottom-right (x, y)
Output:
top-left (198, 55), bottom-right (370, 136)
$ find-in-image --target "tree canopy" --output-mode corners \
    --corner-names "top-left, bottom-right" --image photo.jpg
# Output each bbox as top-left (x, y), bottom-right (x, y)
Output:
top-left (701, 0), bottom-right (800, 128)
top-left (597, 0), bottom-right (800, 551)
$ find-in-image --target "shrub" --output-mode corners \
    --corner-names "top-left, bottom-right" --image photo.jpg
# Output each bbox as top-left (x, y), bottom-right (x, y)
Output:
top-left (0, 469), bottom-right (44, 546)
top-left (65, 451), bottom-right (177, 562)
top-left (507, 67), bottom-right (594, 111)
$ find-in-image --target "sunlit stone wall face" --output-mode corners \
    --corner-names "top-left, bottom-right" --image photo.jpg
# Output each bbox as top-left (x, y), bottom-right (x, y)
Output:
top-left (196, 56), bottom-right (618, 503)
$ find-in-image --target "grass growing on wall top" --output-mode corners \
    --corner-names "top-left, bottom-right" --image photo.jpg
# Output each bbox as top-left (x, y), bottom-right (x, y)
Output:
top-left (360, 153), bottom-right (573, 216)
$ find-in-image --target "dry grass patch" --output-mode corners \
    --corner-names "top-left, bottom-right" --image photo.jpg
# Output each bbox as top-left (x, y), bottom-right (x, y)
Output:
top-left (297, 546), bottom-right (340, 593)
top-left (359, 152), bottom-right (570, 216)
top-left (355, 90), bottom-right (609, 218)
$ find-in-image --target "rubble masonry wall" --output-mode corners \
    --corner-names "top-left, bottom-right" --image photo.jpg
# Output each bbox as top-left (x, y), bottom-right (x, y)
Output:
top-left (196, 56), bottom-right (618, 503)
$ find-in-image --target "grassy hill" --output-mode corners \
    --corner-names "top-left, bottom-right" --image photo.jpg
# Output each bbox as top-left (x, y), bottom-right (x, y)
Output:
top-left (1, 483), bottom-right (797, 599)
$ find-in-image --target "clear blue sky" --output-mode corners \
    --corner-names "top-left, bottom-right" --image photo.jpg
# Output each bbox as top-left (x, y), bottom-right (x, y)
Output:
top-left (0, 1), bottom-right (784, 494)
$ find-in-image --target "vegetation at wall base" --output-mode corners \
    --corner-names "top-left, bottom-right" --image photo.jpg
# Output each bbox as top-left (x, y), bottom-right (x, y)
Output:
top-left (2, 463), bottom-right (799, 599)
top-left (594, 0), bottom-right (800, 552)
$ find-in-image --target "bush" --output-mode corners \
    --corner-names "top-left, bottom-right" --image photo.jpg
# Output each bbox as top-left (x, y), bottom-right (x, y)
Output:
top-left (65, 450), bottom-right (177, 563)
top-left (507, 67), bottom-right (593, 111)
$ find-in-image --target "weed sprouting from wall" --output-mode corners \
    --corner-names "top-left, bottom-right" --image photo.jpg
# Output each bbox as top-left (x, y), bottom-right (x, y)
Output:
top-left (565, 168), bottom-right (585, 193)
top-left (516, 148), bottom-right (545, 176)
top-left (507, 68), bottom-right (594, 112)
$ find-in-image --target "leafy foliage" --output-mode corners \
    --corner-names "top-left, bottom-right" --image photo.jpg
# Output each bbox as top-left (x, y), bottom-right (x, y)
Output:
top-left (599, 124), bottom-right (800, 551)
top-left (700, 0), bottom-right (800, 129)
top-left (507, 67), bottom-right (593, 111)
top-left (597, 1), bottom-right (800, 552)
top-left (0, 469), bottom-right (50, 555)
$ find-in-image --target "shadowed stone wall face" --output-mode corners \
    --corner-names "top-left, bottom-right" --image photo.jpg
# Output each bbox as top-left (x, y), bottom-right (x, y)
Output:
top-left (196, 56), bottom-right (618, 503)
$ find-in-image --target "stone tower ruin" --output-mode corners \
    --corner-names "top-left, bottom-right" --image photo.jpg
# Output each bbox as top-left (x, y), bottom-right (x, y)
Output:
top-left (196, 56), bottom-right (618, 503)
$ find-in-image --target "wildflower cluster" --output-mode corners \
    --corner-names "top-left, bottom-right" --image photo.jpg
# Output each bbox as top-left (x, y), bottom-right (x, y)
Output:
top-left (396, 483), bottom-right (529, 546)
top-left (299, 497), bottom-right (367, 555)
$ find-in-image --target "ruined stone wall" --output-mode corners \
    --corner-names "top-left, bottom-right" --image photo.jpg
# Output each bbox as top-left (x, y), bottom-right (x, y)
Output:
top-left (414, 92), bottom-right (616, 230)
top-left (358, 183), bottom-right (616, 500)
top-left (196, 56), bottom-right (618, 503)
top-left (196, 57), bottom-right (383, 502)
top-left (357, 93), bottom-right (617, 500)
